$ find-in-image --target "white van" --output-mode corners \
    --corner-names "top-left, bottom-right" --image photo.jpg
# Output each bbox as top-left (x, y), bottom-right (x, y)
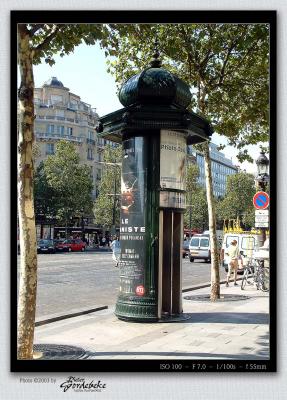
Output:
top-left (203, 230), bottom-right (223, 245)
top-left (221, 233), bottom-right (261, 272)
top-left (189, 234), bottom-right (211, 263)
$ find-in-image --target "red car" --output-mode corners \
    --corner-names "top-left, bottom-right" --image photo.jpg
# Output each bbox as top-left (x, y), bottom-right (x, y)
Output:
top-left (56, 239), bottom-right (86, 252)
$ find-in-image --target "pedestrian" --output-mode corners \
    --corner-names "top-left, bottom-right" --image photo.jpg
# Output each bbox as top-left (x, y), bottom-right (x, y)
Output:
top-left (102, 236), bottom-right (106, 247)
top-left (225, 239), bottom-right (239, 287)
top-left (110, 236), bottom-right (121, 267)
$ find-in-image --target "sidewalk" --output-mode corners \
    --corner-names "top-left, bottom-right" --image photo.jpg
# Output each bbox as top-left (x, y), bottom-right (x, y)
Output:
top-left (34, 283), bottom-right (269, 360)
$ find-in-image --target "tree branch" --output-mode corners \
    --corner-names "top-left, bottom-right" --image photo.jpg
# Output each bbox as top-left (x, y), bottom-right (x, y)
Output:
top-left (33, 25), bottom-right (61, 54)
top-left (177, 25), bottom-right (198, 68)
top-left (28, 24), bottom-right (45, 36)
top-left (218, 40), bottom-right (237, 85)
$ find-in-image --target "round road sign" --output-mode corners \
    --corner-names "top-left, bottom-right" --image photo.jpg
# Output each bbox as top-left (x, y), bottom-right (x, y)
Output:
top-left (253, 191), bottom-right (269, 209)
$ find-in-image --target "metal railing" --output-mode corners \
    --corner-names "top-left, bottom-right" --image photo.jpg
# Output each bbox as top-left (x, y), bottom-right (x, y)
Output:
top-left (86, 138), bottom-right (96, 145)
top-left (36, 132), bottom-right (83, 143)
top-left (35, 115), bottom-right (97, 126)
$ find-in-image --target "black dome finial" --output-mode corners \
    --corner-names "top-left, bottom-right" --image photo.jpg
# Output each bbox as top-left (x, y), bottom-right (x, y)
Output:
top-left (150, 31), bottom-right (162, 68)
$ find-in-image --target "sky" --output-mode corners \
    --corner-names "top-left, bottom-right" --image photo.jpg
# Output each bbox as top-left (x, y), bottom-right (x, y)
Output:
top-left (32, 42), bottom-right (265, 174)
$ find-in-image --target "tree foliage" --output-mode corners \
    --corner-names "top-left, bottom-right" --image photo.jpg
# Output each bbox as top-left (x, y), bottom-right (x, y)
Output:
top-left (94, 145), bottom-right (122, 228)
top-left (216, 172), bottom-right (256, 229)
top-left (102, 23), bottom-right (269, 160)
top-left (184, 163), bottom-right (208, 230)
top-left (185, 187), bottom-right (209, 231)
top-left (34, 162), bottom-right (57, 221)
top-left (43, 141), bottom-right (93, 225)
top-left (30, 24), bottom-right (106, 65)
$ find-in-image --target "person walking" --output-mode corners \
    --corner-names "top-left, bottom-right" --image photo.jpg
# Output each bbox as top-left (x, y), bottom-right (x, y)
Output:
top-left (101, 236), bottom-right (106, 247)
top-left (110, 236), bottom-right (121, 267)
top-left (225, 239), bottom-right (240, 287)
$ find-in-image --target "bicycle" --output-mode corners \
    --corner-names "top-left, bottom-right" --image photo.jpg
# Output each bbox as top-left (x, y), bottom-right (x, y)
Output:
top-left (241, 258), bottom-right (269, 292)
top-left (253, 259), bottom-right (269, 292)
top-left (241, 258), bottom-right (255, 290)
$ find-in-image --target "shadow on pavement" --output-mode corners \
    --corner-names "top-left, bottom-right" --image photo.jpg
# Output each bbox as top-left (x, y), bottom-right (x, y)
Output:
top-left (82, 351), bottom-right (269, 360)
top-left (180, 312), bottom-right (269, 325)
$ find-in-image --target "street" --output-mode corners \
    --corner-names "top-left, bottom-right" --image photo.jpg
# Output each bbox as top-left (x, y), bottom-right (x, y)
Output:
top-left (17, 251), bottom-right (226, 319)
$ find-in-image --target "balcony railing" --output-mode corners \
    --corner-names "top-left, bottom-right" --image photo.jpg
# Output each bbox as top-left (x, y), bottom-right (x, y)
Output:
top-left (86, 138), bottom-right (96, 145)
top-left (36, 132), bottom-right (83, 143)
top-left (35, 115), bottom-right (97, 126)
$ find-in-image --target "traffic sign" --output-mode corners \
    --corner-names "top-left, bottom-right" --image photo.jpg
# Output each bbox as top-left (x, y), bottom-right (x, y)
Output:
top-left (255, 210), bottom-right (269, 216)
top-left (255, 222), bottom-right (269, 228)
top-left (255, 209), bottom-right (269, 223)
top-left (255, 215), bottom-right (269, 223)
top-left (253, 191), bottom-right (269, 209)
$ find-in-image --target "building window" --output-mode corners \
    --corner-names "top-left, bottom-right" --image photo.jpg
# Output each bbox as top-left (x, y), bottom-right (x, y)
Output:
top-left (67, 127), bottom-right (73, 136)
top-left (51, 94), bottom-right (63, 105)
top-left (96, 169), bottom-right (102, 180)
top-left (70, 99), bottom-right (78, 109)
top-left (46, 143), bottom-right (54, 155)
top-left (56, 109), bottom-right (65, 117)
top-left (47, 124), bottom-right (54, 134)
top-left (88, 130), bottom-right (94, 140)
top-left (57, 125), bottom-right (65, 135)
top-left (87, 148), bottom-right (93, 160)
top-left (97, 137), bottom-right (104, 146)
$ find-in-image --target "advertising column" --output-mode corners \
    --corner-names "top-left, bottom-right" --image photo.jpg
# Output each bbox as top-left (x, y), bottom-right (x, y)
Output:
top-left (115, 136), bottom-right (158, 321)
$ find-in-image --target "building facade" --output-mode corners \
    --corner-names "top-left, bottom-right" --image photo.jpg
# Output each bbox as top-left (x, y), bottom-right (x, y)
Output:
top-left (34, 77), bottom-right (116, 199)
top-left (32, 77), bottom-right (119, 240)
top-left (188, 142), bottom-right (238, 198)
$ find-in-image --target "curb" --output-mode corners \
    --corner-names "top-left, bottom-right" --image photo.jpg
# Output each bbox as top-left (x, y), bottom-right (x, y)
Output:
top-left (35, 280), bottom-right (243, 327)
top-left (35, 305), bottom-right (108, 327)
top-left (183, 277), bottom-right (243, 293)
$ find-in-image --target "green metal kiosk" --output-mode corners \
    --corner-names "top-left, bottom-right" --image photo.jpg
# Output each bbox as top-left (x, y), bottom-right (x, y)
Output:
top-left (97, 51), bottom-right (212, 322)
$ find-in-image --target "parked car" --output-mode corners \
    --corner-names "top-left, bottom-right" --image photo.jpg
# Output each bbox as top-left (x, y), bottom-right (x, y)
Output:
top-left (220, 232), bottom-right (261, 273)
top-left (37, 239), bottom-right (56, 254)
top-left (189, 234), bottom-right (211, 262)
top-left (54, 239), bottom-right (70, 252)
top-left (56, 239), bottom-right (86, 252)
top-left (182, 239), bottom-right (190, 258)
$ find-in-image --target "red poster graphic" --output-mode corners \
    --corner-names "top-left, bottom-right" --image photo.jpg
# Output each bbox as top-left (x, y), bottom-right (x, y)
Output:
top-left (135, 285), bottom-right (145, 296)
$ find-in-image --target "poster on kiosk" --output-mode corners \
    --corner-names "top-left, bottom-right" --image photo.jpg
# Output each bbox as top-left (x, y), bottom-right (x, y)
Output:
top-left (160, 130), bottom-right (186, 209)
top-left (119, 137), bottom-right (147, 297)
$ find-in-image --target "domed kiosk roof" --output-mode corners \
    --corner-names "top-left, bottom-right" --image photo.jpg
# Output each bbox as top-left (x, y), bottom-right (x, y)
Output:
top-left (44, 77), bottom-right (64, 88)
top-left (97, 45), bottom-right (213, 145)
top-left (119, 64), bottom-right (192, 109)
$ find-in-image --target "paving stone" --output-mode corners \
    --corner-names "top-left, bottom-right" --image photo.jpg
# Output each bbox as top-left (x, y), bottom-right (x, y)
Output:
top-left (34, 286), bottom-right (270, 360)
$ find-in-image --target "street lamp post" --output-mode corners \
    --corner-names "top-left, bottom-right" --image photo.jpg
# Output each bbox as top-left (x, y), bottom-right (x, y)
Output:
top-left (255, 150), bottom-right (269, 244)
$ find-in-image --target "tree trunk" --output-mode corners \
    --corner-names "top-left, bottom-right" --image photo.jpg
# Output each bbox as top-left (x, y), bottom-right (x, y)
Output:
top-left (198, 89), bottom-right (220, 301)
top-left (17, 25), bottom-right (38, 359)
top-left (203, 142), bottom-right (220, 300)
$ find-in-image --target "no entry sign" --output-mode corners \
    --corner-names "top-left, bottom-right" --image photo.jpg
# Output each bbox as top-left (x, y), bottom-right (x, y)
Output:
top-left (253, 191), bottom-right (269, 209)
